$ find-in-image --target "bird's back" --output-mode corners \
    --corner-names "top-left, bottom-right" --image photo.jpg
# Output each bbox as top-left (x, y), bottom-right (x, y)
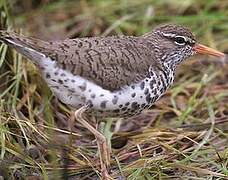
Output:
top-left (0, 31), bottom-right (162, 91)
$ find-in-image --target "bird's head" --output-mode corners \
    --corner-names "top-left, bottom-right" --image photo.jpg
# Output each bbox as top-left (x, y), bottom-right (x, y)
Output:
top-left (144, 24), bottom-right (225, 69)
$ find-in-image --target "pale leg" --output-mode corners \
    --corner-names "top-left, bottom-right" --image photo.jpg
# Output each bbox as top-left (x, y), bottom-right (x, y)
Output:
top-left (74, 105), bottom-right (112, 180)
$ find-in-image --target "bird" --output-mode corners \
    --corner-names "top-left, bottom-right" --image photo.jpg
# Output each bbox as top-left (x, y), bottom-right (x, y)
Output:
top-left (0, 24), bottom-right (224, 179)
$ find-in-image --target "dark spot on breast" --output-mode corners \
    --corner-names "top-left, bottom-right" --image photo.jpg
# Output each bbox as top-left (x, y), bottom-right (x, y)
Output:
top-left (146, 94), bottom-right (151, 103)
top-left (131, 85), bottom-right (135, 89)
top-left (58, 79), bottom-right (63, 84)
top-left (46, 73), bottom-right (50, 79)
top-left (119, 104), bottom-right (123, 108)
top-left (61, 73), bottom-right (66, 77)
top-left (112, 96), bottom-right (118, 105)
top-left (123, 111), bottom-right (129, 115)
top-left (145, 105), bottom-right (150, 109)
top-left (131, 93), bottom-right (136, 98)
top-left (161, 87), bottom-right (166, 93)
top-left (78, 83), bottom-right (87, 91)
top-left (121, 107), bottom-right (127, 111)
top-left (91, 94), bottom-right (96, 99)
top-left (151, 97), bottom-right (156, 103)
top-left (71, 79), bottom-right (75, 83)
top-left (141, 103), bottom-right (146, 108)
top-left (100, 94), bottom-right (104, 97)
top-left (131, 102), bottom-right (138, 110)
top-left (100, 101), bottom-right (107, 108)
top-left (151, 89), bottom-right (156, 94)
top-left (78, 42), bottom-right (83, 48)
top-left (127, 108), bottom-right (131, 112)
top-left (87, 100), bottom-right (93, 107)
top-left (54, 72), bottom-right (58, 75)
top-left (144, 88), bottom-right (149, 95)
top-left (150, 79), bottom-right (156, 89)
top-left (64, 79), bottom-right (69, 82)
top-left (140, 81), bottom-right (145, 90)
top-left (125, 102), bottom-right (130, 106)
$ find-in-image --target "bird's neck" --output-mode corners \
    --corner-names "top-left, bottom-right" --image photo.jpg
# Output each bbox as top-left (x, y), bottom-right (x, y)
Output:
top-left (147, 63), bottom-right (175, 93)
top-left (165, 60), bottom-right (177, 71)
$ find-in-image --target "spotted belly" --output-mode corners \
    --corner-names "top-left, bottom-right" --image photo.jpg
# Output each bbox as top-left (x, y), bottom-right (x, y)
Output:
top-left (39, 56), bottom-right (173, 118)
top-left (50, 77), bottom-right (163, 118)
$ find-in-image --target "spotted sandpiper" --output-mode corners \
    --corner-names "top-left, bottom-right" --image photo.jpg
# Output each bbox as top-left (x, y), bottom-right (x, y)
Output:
top-left (0, 24), bottom-right (225, 179)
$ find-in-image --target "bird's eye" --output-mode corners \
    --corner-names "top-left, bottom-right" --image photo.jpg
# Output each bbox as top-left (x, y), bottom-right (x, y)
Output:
top-left (174, 36), bottom-right (186, 45)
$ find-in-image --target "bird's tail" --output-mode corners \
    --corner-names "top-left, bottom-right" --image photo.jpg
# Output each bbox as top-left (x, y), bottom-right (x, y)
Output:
top-left (0, 30), bottom-right (27, 48)
top-left (0, 30), bottom-right (48, 63)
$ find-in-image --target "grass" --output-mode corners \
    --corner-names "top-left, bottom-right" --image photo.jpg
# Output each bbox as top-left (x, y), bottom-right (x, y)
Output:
top-left (0, 0), bottom-right (228, 179)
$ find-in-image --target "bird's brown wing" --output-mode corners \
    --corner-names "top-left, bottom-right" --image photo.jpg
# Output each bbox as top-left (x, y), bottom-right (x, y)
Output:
top-left (43, 36), bottom-right (161, 91)
top-left (0, 31), bottom-right (159, 91)
top-left (49, 36), bottom-right (163, 91)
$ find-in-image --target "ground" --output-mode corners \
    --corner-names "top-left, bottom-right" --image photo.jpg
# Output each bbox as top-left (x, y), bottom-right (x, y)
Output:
top-left (0, 0), bottom-right (227, 179)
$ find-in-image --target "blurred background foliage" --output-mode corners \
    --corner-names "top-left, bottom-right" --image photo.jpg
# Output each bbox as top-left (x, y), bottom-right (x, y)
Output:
top-left (0, 0), bottom-right (228, 179)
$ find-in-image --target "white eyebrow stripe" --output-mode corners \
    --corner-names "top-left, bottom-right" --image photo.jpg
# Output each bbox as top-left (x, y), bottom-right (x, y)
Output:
top-left (161, 33), bottom-right (176, 37)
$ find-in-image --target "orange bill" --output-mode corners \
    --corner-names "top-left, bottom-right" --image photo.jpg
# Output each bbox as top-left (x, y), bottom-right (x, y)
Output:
top-left (193, 44), bottom-right (225, 57)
